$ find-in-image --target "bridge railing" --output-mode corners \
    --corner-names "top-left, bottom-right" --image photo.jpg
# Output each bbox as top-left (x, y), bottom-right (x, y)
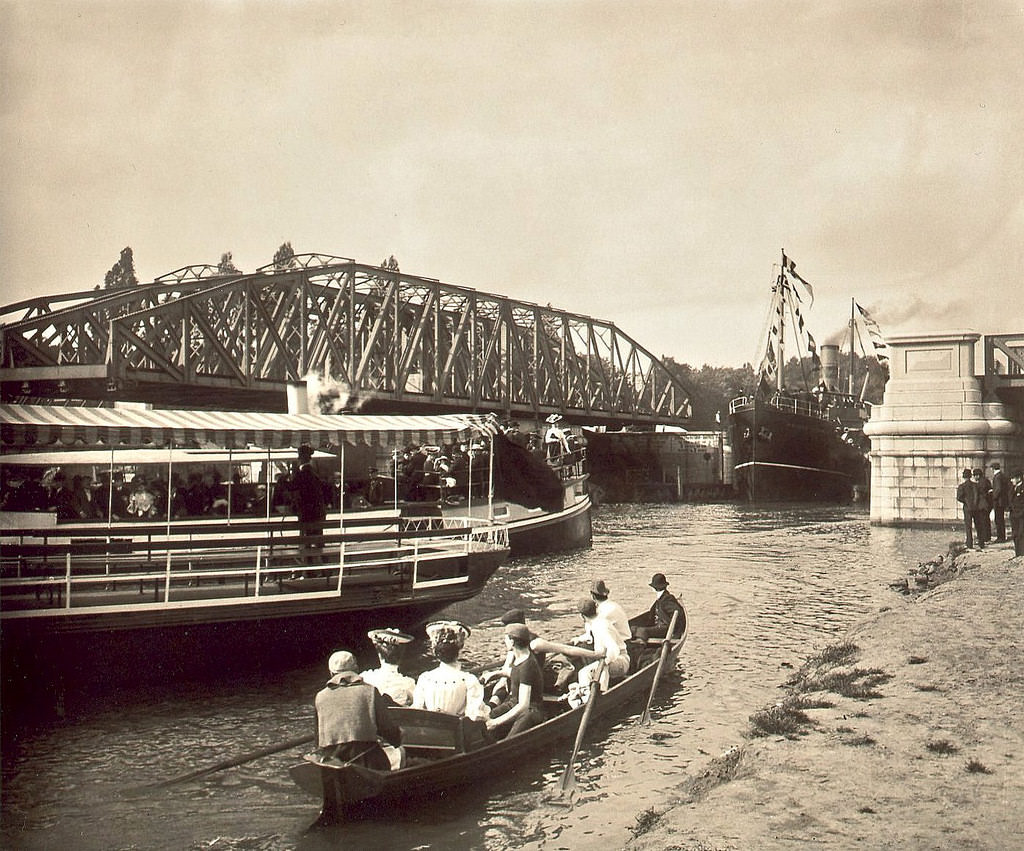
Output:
top-left (984, 334), bottom-right (1024, 378)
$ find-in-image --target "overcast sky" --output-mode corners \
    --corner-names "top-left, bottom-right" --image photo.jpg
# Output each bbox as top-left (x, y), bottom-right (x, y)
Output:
top-left (2, 0), bottom-right (1021, 368)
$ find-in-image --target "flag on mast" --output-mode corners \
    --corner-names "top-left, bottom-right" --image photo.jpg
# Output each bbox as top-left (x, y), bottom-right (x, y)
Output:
top-left (855, 302), bottom-right (888, 362)
top-left (781, 251), bottom-right (815, 307)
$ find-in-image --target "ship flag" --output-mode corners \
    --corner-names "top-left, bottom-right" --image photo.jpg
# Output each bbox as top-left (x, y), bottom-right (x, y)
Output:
top-left (855, 302), bottom-right (889, 362)
top-left (782, 251), bottom-right (815, 307)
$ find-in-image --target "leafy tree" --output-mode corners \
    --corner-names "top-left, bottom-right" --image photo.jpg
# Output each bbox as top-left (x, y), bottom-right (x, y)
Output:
top-left (272, 242), bottom-right (297, 269)
top-left (103, 246), bottom-right (138, 289)
top-left (662, 358), bottom-right (757, 427)
top-left (217, 252), bottom-right (239, 274)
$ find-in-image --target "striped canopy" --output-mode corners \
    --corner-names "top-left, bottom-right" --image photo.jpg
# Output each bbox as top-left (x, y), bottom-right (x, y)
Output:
top-left (0, 404), bottom-right (498, 451)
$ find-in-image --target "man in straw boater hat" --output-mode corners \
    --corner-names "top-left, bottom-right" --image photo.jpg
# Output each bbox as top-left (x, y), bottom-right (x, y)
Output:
top-left (412, 621), bottom-right (489, 721)
top-left (359, 628), bottom-right (416, 707)
top-left (312, 649), bottom-right (403, 822)
top-left (628, 572), bottom-right (687, 641)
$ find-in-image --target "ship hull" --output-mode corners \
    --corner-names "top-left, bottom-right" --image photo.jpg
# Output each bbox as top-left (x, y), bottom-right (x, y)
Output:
top-left (1, 547), bottom-right (507, 721)
top-left (728, 397), bottom-right (867, 502)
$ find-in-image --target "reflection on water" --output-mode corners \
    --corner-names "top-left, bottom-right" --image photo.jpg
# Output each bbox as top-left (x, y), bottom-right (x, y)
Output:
top-left (1, 503), bottom-right (958, 850)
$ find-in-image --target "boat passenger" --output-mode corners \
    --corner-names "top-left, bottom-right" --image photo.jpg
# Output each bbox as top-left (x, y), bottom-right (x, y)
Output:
top-left (629, 572), bottom-right (687, 641)
top-left (543, 414), bottom-right (570, 462)
top-left (412, 621), bottom-right (489, 721)
top-left (313, 650), bottom-right (403, 822)
top-left (291, 444), bottom-right (327, 564)
top-left (572, 598), bottom-right (629, 693)
top-left (482, 609), bottom-right (583, 700)
top-left (580, 580), bottom-right (630, 643)
top-left (485, 623), bottom-right (546, 740)
top-left (360, 627), bottom-right (416, 707)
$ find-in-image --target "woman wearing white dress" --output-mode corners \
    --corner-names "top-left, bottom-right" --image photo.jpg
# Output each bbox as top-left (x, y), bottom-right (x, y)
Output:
top-left (412, 621), bottom-right (489, 721)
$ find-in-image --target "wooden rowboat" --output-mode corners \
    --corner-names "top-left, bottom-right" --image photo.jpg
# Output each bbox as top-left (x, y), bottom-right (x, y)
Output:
top-left (289, 611), bottom-right (687, 818)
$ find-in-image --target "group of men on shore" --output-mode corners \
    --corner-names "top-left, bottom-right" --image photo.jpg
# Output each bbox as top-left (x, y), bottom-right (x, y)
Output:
top-left (956, 462), bottom-right (1024, 555)
top-left (309, 571), bottom-right (687, 816)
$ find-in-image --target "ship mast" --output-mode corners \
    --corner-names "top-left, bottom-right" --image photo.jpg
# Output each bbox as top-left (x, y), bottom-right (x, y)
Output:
top-left (777, 249), bottom-right (786, 393)
top-left (848, 297), bottom-right (855, 395)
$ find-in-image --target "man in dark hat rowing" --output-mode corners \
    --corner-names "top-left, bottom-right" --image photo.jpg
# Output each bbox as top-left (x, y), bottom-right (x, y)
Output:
top-left (629, 572), bottom-right (686, 641)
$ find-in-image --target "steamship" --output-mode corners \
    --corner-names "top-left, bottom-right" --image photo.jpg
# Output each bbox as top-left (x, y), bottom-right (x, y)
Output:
top-left (728, 253), bottom-right (872, 502)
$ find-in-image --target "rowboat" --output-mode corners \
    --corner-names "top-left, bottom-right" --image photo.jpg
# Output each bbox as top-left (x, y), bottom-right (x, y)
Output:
top-left (289, 611), bottom-right (687, 819)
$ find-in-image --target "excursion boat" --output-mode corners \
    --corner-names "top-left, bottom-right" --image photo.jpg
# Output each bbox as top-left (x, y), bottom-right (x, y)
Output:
top-left (363, 431), bottom-right (592, 557)
top-left (728, 252), bottom-right (881, 502)
top-left (289, 610), bottom-right (687, 819)
top-left (0, 404), bottom-right (510, 695)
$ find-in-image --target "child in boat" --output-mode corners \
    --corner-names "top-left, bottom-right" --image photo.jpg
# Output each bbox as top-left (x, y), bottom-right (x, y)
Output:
top-left (412, 621), bottom-right (489, 721)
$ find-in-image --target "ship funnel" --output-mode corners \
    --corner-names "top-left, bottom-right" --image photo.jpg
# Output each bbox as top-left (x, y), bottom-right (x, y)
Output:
top-left (287, 381), bottom-right (311, 415)
top-left (820, 345), bottom-right (840, 391)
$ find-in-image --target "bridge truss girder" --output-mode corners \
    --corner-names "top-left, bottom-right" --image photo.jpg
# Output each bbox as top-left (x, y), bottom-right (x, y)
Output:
top-left (1, 257), bottom-right (692, 426)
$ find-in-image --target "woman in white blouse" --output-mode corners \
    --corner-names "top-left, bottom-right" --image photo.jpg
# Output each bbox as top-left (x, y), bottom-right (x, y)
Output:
top-left (412, 621), bottom-right (489, 721)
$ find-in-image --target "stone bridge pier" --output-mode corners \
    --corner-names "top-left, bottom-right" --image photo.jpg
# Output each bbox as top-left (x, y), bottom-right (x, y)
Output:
top-left (864, 332), bottom-right (1024, 526)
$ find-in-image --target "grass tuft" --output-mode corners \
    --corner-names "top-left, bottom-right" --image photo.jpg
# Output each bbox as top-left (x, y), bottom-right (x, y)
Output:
top-left (914, 683), bottom-right (941, 692)
top-left (748, 697), bottom-right (814, 738)
top-left (630, 807), bottom-right (661, 837)
top-left (926, 739), bottom-right (959, 755)
top-left (965, 759), bottom-right (993, 774)
top-left (858, 805), bottom-right (876, 814)
top-left (908, 655), bottom-right (928, 665)
top-left (807, 667), bottom-right (892, 699)
top-left (843, 734), bottom-right (877, 747)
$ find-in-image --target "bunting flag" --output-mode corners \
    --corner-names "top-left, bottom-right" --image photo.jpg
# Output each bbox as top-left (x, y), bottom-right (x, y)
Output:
top-left (782, 251), bottom-right (815, 307)
top-left (807, 331), bottom-right (820, 366)
top-left (855, 302), bottom-right (889, 362)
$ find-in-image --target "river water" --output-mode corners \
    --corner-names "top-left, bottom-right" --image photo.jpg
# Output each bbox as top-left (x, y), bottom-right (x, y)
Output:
top-left (2, 503), bottom-right (958, 851)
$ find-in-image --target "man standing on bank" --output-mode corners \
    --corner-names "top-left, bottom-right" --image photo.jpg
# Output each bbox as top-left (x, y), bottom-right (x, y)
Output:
top-left (956, 468), bottom-right (980, 550)
top-left (990, 462), bottom-right (1009, 544)
top-left (1008, 470), bottom-right (1024, 557)
top-left (629, 573), bottom-right (686, 641)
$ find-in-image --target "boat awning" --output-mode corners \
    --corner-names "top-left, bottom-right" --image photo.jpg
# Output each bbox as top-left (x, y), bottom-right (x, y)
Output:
top-left (0, 405), bottom-right (498, 451)
top-left (0, 447), bottom-right (334, 467)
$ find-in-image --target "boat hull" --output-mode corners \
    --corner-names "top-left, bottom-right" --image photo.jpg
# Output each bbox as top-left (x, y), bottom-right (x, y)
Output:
top-left (442, 485), bottom-right (593, 557)
top-left (729, 397), bottom-right (868, 502)
top-left (1, 545), bottom-right (507, 717)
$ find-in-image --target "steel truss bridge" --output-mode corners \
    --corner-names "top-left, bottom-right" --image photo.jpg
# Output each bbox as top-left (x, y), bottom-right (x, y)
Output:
top-left (1, 255), bottom-right (692, 427)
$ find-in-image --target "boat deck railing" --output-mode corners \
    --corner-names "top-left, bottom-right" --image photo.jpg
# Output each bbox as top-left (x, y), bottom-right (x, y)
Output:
top-left (729, 393), bottom-right (836, 422)
top-left (0, 516), bottom-right (509, 616)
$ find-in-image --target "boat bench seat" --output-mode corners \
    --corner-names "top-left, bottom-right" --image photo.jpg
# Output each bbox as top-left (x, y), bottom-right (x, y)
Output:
top-left (390, 707), bottom-right (487, 757)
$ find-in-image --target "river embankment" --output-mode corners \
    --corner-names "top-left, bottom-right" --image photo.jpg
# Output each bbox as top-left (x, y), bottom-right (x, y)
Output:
top-left (627, 543), bottom-right (1024, 850)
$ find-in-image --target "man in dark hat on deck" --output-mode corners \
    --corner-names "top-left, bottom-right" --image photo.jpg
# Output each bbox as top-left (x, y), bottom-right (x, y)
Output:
top-left (292, 444), bottom-right (327, 566)
top-left (629, 572), bottom-right (686, 641)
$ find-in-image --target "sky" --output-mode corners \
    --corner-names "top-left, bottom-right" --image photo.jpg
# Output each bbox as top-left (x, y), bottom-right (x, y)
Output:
top-left (2, 0), bottom-right (1021, 368)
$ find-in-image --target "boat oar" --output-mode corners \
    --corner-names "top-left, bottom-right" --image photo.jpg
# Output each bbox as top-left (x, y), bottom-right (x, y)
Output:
top-left (153, 732), bottom-right (316, 788)
top-left (557, 658), bottom-right (606, 796)
top-left (639, 609), bottom-right (680, 726)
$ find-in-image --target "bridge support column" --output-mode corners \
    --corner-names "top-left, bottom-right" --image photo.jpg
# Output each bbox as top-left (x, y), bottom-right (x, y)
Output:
top-left (864, 332), bottom-right (1023, 526)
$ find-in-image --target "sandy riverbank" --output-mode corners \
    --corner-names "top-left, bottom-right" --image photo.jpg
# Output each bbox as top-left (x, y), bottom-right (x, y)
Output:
top-left (627, 543), bottom-right (1024, 850)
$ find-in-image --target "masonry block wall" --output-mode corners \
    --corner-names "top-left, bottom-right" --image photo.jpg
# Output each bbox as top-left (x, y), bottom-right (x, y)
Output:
top-left (864, 332), bottom-right (1023, 526)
